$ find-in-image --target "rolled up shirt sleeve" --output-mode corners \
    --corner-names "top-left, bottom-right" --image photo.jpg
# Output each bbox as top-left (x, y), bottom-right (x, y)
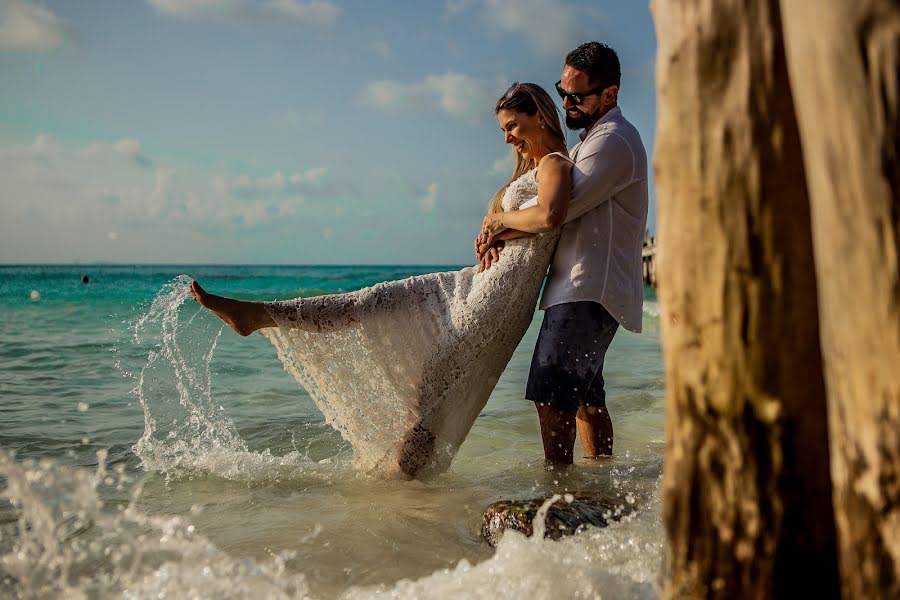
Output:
top-left (518, 196), bottom-right (539, 210)
top-left (563, 131), bottom-right (636, 224)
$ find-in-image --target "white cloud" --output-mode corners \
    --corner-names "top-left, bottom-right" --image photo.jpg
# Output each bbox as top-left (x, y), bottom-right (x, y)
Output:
top-left (255, 170), bottom-right (285, 190)
top-left (0, 134), bottom-right (324, 233)
top-left (0, 133), bottom-right (61, 160)
top-left (215, 168), bottom-right (320, 198)
top-left (0, 0), bottom-right (64, 52)
top-left (147, 0), bottom-right (339, 27)
top-left (80, 138), bottom-right (153, 168)
top-left (265, 0), bottom-right (337, 25)
top-left (214, 166), bottom-right (325, 198)
top-left (420, 182), bottom-right (437, 213)
top-left (363, 72), bottom-right (500, 122)
top-left (289, 166), bottom-right (326, 185)
top-left (481, 0), bottom-right (587, 59)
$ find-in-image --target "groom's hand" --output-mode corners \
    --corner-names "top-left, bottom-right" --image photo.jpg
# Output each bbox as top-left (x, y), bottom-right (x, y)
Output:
top-left (481, 214), bottom-right (505, 247)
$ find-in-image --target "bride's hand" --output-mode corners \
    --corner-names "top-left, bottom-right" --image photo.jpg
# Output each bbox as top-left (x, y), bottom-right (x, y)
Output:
top-left (477, 242), bottom-right (504, 273)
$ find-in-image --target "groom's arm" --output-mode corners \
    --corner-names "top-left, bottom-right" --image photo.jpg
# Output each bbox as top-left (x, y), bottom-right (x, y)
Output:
top-left (560, 131), bottom-right (636, 224)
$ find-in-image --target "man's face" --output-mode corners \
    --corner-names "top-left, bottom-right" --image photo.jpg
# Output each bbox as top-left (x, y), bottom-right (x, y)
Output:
top-left (559, 65), bottom-right (614, 131)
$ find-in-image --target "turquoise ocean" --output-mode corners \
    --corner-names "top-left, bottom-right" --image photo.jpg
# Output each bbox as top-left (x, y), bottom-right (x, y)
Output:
top-left (0, 264), bottom-right (665, 599)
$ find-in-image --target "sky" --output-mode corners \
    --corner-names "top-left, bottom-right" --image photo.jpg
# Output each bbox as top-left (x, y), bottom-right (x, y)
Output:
top-left (0, 0), bottom-right (657, 265)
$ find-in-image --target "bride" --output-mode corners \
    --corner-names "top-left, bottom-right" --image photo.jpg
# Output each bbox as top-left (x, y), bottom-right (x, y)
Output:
top-left (191, 83), bottom-right (573, 478)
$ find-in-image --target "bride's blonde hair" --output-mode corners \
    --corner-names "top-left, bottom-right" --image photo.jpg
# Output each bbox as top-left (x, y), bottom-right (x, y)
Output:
top-left (488, 83), bottom-right (566, 214)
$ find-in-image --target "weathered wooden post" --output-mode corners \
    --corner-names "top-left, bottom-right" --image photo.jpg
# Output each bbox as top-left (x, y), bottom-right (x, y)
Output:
top-left (652, 0), bottom-right (838, 596)
top-left (779, 1), bottom-right (900, 596)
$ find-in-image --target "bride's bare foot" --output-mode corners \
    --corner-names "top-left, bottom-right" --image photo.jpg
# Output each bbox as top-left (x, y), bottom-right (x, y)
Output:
top-left (190, 281), bottom-right (265, 336)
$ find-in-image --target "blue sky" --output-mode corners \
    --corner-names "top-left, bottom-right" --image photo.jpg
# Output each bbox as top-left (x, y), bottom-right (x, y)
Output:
top-left (0, 0), bottom-right (657, 264)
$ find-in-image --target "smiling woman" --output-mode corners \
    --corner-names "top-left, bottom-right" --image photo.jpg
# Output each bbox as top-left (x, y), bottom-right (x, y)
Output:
top-left (189, 83), bottom-right (572, 479)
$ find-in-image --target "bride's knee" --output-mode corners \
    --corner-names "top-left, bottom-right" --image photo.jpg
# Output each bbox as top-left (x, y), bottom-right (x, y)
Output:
top-left (395, 423), bottom-right (437, 478)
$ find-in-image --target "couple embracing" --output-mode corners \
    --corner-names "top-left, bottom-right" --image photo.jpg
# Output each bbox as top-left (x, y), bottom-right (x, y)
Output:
top-left (191, 42), bottom-right (648, 479)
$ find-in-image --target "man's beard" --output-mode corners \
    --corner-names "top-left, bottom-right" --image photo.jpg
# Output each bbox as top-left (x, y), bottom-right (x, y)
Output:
top-left (565, 107), bottom-right (599, 131)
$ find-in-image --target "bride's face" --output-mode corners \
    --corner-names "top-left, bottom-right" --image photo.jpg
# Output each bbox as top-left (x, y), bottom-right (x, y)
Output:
top-left (497, 108), bottom-right (545, 161)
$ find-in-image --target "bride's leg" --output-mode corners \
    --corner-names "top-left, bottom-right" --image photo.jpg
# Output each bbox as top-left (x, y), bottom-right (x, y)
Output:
top-left (394, 422), bottom-right (437, 478)
top-left (390, 350), bottom-right (451, 478)
top-left (190, 281), bottom-right (275, 336)
top-left (263, 291), bottom-right (371, 333)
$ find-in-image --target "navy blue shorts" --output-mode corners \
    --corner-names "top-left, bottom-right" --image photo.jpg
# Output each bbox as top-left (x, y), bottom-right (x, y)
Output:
top-left (525, 301), bottom-right (620, 415)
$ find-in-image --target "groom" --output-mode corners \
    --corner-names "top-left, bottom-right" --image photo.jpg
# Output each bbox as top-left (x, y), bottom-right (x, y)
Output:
top-left (480, 42), bottom-right (648, 464)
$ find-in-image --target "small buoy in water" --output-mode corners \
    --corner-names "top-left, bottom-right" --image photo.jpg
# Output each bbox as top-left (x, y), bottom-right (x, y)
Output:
top-left (30, 290), bottom-right (40, 301)
top-left (81, 275), bottom-right (90, 284)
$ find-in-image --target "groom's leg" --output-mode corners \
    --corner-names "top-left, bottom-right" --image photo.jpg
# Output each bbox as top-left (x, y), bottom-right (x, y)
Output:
top-left (526, 303), bottom-right (588, 464)
top-left (526, 301), bottom-right (619, 462)
top-left (536, 402), bottom-right (577, 463)
top-left (575, 303), bottom-right (619, 457)
top-left (577, 405), bottom-right (613, 457)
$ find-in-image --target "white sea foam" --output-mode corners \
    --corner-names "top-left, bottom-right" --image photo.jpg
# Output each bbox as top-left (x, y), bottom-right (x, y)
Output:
top-left (0, 450), bottom-right (311, 599)
top-left (0, 450), bottom-right (662, 599)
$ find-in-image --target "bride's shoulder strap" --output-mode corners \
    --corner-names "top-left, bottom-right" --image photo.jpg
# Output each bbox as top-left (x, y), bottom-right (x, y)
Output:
top-left (549, 151), bottom-right (575, 163)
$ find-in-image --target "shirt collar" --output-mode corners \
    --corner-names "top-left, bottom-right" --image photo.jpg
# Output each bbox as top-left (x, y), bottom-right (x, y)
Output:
top-left (580, 106), bottom-right (622, 141)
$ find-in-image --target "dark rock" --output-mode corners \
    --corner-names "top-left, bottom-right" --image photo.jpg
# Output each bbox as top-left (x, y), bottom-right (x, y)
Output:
top-left (481, 494), bottom-right (632, 547)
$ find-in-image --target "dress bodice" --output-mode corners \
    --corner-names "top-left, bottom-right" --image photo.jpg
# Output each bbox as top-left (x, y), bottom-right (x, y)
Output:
top-left (500, 169), bottom-right (538, 212)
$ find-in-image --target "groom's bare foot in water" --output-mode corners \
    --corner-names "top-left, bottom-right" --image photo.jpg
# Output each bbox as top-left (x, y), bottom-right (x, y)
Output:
top-left (190, 281), bottom-right (272, 336)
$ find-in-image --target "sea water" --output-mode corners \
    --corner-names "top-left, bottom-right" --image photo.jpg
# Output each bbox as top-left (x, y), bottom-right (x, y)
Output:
top-left (0, 264), bottom-right (665, 599)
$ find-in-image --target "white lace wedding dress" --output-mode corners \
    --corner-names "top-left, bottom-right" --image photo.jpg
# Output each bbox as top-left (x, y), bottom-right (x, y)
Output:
top-left (260, 167), bottom-right (559, 476)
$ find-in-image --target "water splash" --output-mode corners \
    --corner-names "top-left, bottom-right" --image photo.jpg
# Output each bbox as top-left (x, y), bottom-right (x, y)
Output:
top-left (124, 276), bottom-right (338, 483)
top-left (128, 276), bottom-right (243, 474)
top-left (531, 493), bottom-right (562, 541)
top-left (0, 449), bottom-right (310, 599)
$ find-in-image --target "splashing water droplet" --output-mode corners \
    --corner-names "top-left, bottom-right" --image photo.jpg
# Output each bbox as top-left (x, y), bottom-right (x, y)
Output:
top-left (531, 494), bottom-right (562, 542)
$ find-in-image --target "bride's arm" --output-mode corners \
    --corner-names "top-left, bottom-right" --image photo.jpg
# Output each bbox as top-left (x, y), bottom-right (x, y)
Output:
top-left (481, 155), bottom-right (572, 243)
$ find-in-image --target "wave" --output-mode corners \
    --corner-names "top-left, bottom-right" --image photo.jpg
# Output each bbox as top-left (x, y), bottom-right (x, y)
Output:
top-left (0, 449), bottom-right (311, 599)
top-left (0, 450), bottom-right (661, 599)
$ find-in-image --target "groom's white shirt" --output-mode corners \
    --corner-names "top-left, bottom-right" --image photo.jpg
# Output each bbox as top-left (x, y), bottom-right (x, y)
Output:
top-left (525, 106), bottom-right (648, 333)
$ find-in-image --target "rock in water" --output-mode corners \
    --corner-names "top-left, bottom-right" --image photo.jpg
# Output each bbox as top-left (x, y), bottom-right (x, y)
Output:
top-left (481, 495), bottom-right (630, 547)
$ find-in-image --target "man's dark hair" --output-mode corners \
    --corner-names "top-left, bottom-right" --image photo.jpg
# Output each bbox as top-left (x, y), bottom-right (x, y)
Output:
top-left (565, 42), bottom-right (621, 88)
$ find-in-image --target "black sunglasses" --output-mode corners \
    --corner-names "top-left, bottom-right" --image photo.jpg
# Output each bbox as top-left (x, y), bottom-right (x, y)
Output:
top-left (555, 80), bottom-right (608, 105)
top-left (503, 81), bottom-right (522, 99)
